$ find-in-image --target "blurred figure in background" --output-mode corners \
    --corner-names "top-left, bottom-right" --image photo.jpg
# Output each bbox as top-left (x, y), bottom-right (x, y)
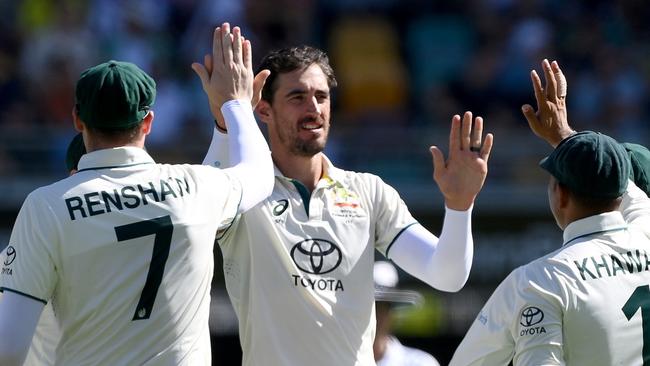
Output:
top-left (374, 261), bottom-right (440, 366)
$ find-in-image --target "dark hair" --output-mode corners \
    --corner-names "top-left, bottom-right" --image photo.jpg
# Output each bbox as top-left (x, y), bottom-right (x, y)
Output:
top-left (560, 182), bottom-right (622, 212)
top-left (86, 122), bottom-right (143, 143)
top-left (257, 45), bottom-right (337, 103)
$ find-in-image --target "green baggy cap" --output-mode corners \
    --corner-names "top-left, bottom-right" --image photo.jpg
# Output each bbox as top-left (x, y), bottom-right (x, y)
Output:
top-left (540, 131), bottom-right (630, 199)
top-left (75, 60), bottom-right (156, 130)
top-left (65, 133), bottom-right (86, 172)
top-left (623, 142), bottom-right (650, 197)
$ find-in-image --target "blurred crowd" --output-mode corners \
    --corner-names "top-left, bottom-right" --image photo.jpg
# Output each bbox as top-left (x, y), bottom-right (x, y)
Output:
top-left (1, 0), bottom-right (649, 190)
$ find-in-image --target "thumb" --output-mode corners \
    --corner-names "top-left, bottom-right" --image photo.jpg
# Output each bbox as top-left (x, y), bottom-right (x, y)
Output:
top-left (191, 62), bottom-right (210, 91)
top-left (521, 104), bottom-right (539, 128)
top-left (252, 69), bottom-right (271, 107)
top-left (430, 146), bottom-right (446, 179)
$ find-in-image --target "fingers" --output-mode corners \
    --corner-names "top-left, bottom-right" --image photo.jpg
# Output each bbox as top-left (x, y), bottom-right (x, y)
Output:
top-left (551, 60), bottom-right (567, 99)
top-left (221, 23), bottom-right (233, 66)
top-left (448, 114), bottom-right (461, 153)
top-left (471, 116), bottom-right (483, 150)
top-left (252, 69), bottom-right (271, 107)
top-left (212, 26), bottom-right (223, 65)
top-left (243, 39), bottom-right (252, 71)
top-left (430, 146), bottom-right (446, 178)
top-left (232, 26), bottom-right (242, 65)
top-left (530, 69), bottom-right (544, 109)
top-left (461, 111), bottom-right (472, 152)
top-left (191, 62), bottom-right (209, 90)
top-left (542, 59), bottom-right (557, 102)
top-left (480, 133), bottom-right (494, 163)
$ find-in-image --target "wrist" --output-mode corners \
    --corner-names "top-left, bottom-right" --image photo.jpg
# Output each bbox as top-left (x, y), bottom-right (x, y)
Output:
top-left (444, 197), bottom-right (475, 211)
top-left (214, 120), bottom-right (227, 133)
top-left (551, 128), bottom-right (577, 148)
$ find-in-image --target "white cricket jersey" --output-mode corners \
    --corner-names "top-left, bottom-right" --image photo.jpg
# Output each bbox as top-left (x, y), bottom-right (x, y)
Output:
top-left (0, 147), bottom-right (241, 365)
top-left (213, 153), bottom-right (417, 366)
top-left (450, 182), bottom-right (650, 366)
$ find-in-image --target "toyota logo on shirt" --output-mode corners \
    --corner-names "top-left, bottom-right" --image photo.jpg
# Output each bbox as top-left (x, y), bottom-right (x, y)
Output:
top-left (3, 246), bottom-right (16, 266)
top-left (520, 306), bottom-right (544, 327)
top-left (290, 239), bottom-right (342, 274)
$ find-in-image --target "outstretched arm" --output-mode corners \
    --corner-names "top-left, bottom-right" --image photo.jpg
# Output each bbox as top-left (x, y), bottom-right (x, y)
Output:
top-left (521, 59), bottom-right (650, 222)
top-left (198, 37), bottom-right (269, 169)
top-left (192, 23), bottom-right (273, 212)
top-left (390, 112), bottom-right (493, 292)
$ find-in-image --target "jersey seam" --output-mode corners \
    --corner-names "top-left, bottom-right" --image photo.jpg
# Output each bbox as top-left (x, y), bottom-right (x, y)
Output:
top-left (216, 174), bottom-right (244, 241)
top-left (563, 226), bottom-right (628, 247)
top-left (0, 287), bottom-right (47, 304)
top-left (76, 161), bottom-right (154, 173)
top-left (385, 222), bottom-right (419, 258)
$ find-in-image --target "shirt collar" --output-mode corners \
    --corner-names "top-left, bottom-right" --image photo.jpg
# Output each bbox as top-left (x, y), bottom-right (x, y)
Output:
top-left (562, 211), bottom-right (628, 246)
top-left (273, 153), bottom-right (345, 184)
top-left (77, 147), bottom-right (155, 172)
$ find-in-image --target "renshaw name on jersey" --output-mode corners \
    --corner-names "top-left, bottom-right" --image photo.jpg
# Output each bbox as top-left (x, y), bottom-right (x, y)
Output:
top-left (65, 177), bottom-right (191, 221)
top-left (573, 249), bottom-right (650, 281)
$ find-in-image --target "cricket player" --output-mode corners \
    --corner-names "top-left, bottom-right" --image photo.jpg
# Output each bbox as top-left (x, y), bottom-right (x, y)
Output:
top-left (197, 45), bottom-right (494, 365)
top-left (449, 60), bottom-right (650, 365)
top-left (0, 23), bottom-right (273, 366)
top-left (373, 261), bottom-right (440, 366)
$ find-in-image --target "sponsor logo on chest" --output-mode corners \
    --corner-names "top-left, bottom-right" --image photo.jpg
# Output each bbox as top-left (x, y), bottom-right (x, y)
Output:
top-left (290, 238), bottom-right (344, 292)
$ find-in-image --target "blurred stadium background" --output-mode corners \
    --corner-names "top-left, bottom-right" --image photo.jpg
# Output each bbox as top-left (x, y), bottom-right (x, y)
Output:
top-left (1, 0), bottom-right (649, 364)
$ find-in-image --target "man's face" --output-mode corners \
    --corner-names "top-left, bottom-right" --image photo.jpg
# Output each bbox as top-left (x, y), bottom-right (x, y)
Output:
top-left (260, 63), bottom-right (331, 157)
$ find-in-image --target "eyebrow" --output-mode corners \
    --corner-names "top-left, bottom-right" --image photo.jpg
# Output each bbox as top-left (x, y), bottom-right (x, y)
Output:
top-left (284, 88), bottom-right (307, 98)
top-left (283, 88), bottom-right (330, 99)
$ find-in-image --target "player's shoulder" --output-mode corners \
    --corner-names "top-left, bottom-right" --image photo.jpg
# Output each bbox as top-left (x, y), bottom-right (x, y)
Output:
top-left (332, 166), bottom-right (389, 191)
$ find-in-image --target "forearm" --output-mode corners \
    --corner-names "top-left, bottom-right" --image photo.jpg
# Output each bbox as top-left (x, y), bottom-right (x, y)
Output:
top-left (620, 179), bottom-right (650, 226)
top-left (389, 207), bottom-right (473, 292)
top-left (202, 127), bottom-right (230, 167)
top-left (220, 100), bottom-right (273, 212)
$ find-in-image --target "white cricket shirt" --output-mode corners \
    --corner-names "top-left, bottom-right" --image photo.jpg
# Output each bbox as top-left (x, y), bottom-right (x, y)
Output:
top-left (214, 153), bottom-right (417, 366)
top-left (0, 147), bottom-right (241, 365)
top-left (450, 182), bottom-right (650, 365)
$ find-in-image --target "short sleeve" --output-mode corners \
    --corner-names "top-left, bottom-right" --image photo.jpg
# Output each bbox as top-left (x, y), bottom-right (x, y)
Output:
top-left (511, 266), bottom-right (565, 366)
top-left (368, 175), bottom-right (418, 255)
top-left (1, 190), bottom-right (58, 304)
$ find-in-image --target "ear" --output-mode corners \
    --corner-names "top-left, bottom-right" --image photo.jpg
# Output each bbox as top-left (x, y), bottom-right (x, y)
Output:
top-left (556, 182), bottom-right (571, 209)
top-left (141, 110), bottom-right (154, 135)
top-left (72, 107), bottom-right (84, 132)
top-left (255, 100), bottom-right (272, 125)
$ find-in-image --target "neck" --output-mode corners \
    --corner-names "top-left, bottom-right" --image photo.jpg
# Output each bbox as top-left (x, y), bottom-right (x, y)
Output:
top-left (83, 133), bottom-right (145, 153)
top-left (272, 150), bottom-right (324, 192)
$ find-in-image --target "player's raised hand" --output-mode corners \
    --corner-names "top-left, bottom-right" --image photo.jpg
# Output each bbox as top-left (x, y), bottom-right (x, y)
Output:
top-left (430, 112), bottom-right (493, 211)
top-left (192, 24), bottom-right (270, 130)
top-left (521, 59), bottom-right (575, 147)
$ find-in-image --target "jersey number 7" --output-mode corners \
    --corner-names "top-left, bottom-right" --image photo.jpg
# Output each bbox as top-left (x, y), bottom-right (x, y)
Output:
top-left (115, 215), bottom-right (173, 321)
